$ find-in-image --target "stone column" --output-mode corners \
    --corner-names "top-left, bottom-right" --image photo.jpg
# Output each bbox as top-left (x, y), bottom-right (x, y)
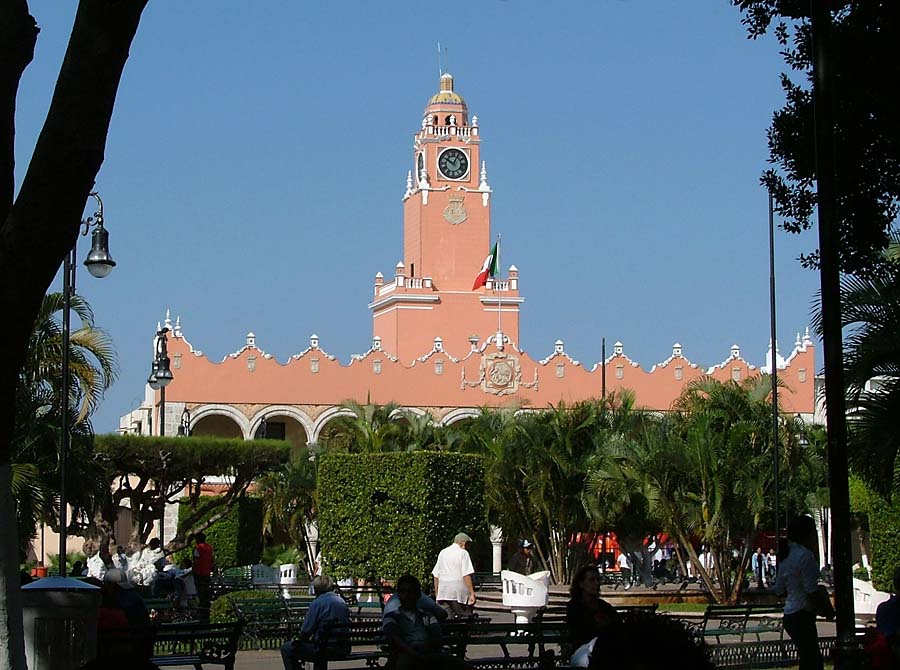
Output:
top-left (490, 525), bottom-right (503, 573)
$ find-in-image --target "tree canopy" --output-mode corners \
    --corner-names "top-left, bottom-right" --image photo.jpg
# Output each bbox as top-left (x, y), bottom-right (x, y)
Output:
top-left (733, 1), bottom-right (900, 275)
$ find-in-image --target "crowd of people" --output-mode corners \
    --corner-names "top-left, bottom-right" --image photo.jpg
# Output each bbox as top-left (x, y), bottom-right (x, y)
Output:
top-left (60, 520), bottom-right (899, 670)
top-left (63, 533), bottom-right (213, 610)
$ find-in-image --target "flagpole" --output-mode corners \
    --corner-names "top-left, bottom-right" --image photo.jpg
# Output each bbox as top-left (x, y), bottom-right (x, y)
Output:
top-left (496, 234), bottom-right (502, 340)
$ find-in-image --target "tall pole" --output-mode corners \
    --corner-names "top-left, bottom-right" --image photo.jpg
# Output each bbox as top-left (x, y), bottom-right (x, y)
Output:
top-left (601, 338), bottom-right (607, 399)
top-left (159, 386), bottom-right (166, 437)
top-left (768, 190), bottom-right (780, 553)
top-left (59, 248), bottom-right (75, 577)
top-left (810, 1), bottom-right (858, 663)
top-left (496, 235), bottom-right (502, 338)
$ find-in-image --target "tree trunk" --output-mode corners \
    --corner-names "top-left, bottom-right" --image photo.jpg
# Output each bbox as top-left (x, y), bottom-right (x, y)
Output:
top-left (0, 462), bottom-right (26, 670)
top-left (0, 2), bottom-right (149, 666)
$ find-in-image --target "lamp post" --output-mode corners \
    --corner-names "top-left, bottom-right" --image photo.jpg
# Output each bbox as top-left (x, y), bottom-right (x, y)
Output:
top-left (147, 328), bottom-right (173, 543)
top-left (147, 326), bottom-right (173, 435)
top-left (178, 407), bottom-right (191, 436)
top-left (59, 191), bottom-right (116, 577)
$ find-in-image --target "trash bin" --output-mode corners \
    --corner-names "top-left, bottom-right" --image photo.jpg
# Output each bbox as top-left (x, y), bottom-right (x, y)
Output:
top-left (21, 576), bottom-right (101, 670)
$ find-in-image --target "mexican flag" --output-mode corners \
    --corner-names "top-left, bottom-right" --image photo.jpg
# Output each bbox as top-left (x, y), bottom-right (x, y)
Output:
top-left (472, 239), bottom-right (499, 290)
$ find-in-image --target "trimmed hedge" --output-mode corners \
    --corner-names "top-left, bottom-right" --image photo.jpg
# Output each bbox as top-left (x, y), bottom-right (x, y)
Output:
top-left (175, 496), bottom-right (264, 568)
top-left (317, 451), bottom-right (485, 585)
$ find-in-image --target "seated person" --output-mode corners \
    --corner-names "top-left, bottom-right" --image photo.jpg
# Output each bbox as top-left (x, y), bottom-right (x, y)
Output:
top-left (587, 611), bottom-right (714, 670)
top-left (281, 575), bottom-right (351, 670)
top-left (876, 565), bottom-right (900, 664)
top-left (173, 558), bottom-right (197, 608)
top-left (566, 565), bottom-right (621, 667)
top-left (384, 585), bottom-right (448, 622)
top-left (382, 574), bottom-right (467, 670)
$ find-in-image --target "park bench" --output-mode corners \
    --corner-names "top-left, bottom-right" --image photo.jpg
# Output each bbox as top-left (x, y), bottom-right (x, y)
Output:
top-left (599, 571), bottom-right (627, 589)
top-left (312, 618), bottom-right (388, 669)
top-left (150, 621), bottom-right (244, 670)
top-left (210, 566), bottom-right (253, 599)
top-left (449, 619), bottom-right (568, 668)
top-left (742, 605), bottom-right (784, 642)
top-left (143, 596), bottom-right (207, 624)
top-left (473, 571), bottom-right (503, 591)
top-left (230, 596), bottom-right (295, 649)
top-left (337, 585), bottom-right (387, 616)
top-left (533, 603), bottom-right (658, 625)
top-left (678, 603), bottom-right (783, 645)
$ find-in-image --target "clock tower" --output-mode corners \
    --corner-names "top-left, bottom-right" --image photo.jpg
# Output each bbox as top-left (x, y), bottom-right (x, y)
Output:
top-left (369, 73), bottom-right (522, 361)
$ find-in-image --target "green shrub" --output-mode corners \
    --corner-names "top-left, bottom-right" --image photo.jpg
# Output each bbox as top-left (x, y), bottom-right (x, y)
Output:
top-left (175, 496), bottom-right (264, 568)
top-left (868, 500), bottom-right (900, 592)
top-left (848, 475), bottom-right (900, 592)
top-left (853, 566), bottom-right (870, 581)
top-left (317, 451), bottom-right (484, 585)
top-left (260, 544), bottom-right (307, 569)
top-left (47, 552), bottom-right (86, 573)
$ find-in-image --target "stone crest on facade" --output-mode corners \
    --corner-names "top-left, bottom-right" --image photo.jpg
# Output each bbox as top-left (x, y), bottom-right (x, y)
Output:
top-left (481, 352), bottom-right (520, 395)
top-left (443, 195), bottom-right (467, 225)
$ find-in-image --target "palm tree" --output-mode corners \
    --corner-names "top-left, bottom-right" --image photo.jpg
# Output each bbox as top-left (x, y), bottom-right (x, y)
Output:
top-left (13, 292), bottom-right (117, 558)
top-left (255, 444), bottom-right (318, 575)
top-left (668, 376), bottom-right (814, 602)
top-left (819, 243), bottom-right (900, 499)
top-left (20, 292), bottom-right (117, 421)
top-left (322, 400), bottom-right (405, 452)
top-left (460, 397), bottom-right (640, 584)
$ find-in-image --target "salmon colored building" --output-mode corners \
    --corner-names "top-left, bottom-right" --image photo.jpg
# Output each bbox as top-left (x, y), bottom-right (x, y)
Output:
top-left (120, 74), bottom-right (817, 448)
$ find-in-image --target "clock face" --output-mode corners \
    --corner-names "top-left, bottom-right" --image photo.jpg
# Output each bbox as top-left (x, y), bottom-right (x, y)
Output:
top-left (438, 148), bottom-right (469, 180)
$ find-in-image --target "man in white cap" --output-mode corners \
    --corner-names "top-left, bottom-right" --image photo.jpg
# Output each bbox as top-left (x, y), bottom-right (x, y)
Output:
top-left (432, 532), bottom-right (476, 619)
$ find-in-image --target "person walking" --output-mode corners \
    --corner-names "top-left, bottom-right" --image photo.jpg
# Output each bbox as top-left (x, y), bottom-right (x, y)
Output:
top-left (616, 552), bottom-right (632, 586)
top-left (751, 547), bottom-right (766, 588)
top-left (432, 532), bottom-right (476, 619)
top-left (774, 515), bottom-right (834, 670)
top-left (192, 532), bottom-right (214, 610)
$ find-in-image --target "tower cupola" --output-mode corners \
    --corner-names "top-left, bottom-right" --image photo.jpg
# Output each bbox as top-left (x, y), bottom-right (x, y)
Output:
top-left (424, 73), bottom-right (468, 127)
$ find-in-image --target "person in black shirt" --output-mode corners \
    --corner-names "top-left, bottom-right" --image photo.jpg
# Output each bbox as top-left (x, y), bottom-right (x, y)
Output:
top-left (507, 540), bottom-right (534, 575)
top-left (566, 565), bottom-right (620, 667)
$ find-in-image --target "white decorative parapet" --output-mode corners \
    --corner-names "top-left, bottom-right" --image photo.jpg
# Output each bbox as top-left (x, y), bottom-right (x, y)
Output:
top-left (853, 578), bottom-right (890, 617)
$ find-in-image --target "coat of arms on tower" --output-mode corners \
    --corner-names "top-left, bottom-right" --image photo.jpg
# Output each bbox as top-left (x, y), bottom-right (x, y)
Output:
top-left (481, 352), bottom-right (520, 395)
top-left (443, 195), bottom-right (467, 225)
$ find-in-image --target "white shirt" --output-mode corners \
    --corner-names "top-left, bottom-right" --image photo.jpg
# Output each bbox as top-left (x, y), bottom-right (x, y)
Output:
top-left (617, 553), bottom-right (630, 569)
top-left (432, 543), bottom-right (474, 604)
top-left (775, 542), bottom-right (819, 615)
top-left (86, 553), bottom-right (107, 579)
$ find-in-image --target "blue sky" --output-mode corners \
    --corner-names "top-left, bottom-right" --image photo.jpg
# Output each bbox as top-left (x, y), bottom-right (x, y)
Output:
top-left (16, 1), bottom-right (822, 433)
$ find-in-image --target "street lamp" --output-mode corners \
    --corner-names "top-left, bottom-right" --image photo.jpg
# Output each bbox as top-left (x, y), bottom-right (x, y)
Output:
top-left (177, 407), bottom-right (191, 437)
top-left (147, 327), bottom-right (173, 435)
top-left (59, 191), bottom-right (116, 577)
top-left (256, 415), bottom-right (268, 439)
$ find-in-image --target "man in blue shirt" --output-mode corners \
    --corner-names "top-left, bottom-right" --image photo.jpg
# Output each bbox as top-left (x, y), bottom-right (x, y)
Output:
top-left (281, 575), bottom-right (351, 670)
